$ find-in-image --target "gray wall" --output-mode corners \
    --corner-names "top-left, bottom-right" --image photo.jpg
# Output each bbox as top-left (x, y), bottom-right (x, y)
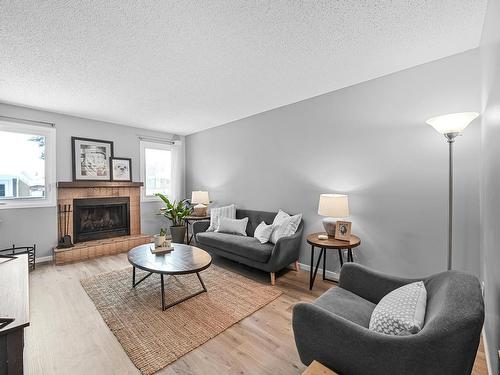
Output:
top-left (0, 103), bottom-right (182, 258)
top-left (186, 49), bottom-right (481, 278)
top-left (480, 0), bottom-right (500, 370)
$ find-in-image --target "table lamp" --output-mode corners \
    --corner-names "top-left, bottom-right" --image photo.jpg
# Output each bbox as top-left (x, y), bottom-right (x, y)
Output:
top-left (318, 194), bottom-right (349, 237)
top-left (191, 191), bottom-right (210, 216)
top-left (426, 111), bottom-right (479, 270)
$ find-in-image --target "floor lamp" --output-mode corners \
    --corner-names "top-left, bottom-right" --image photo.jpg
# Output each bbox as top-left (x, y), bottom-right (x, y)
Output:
top-left (426, 112), bottom-right (479, 270)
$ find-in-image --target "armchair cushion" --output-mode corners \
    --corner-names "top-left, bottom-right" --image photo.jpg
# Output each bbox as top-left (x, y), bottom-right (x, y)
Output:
top-left (315, 287), bottom-right (376, 328)
top-left (196, 231), bottom-right (273, 263)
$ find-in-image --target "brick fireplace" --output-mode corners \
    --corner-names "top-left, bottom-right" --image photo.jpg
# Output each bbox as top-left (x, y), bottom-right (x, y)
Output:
top-left (53, 181), bottom-right (151, 265)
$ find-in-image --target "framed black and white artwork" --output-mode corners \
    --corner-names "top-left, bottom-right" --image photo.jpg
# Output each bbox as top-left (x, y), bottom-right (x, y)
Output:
top-left (111, 157), bottom-right (132, 181)
top-left (71, 137), bottom-right (114, 181)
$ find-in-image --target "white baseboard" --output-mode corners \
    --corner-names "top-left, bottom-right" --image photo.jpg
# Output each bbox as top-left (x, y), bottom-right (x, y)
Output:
top-left (35, 255), bottom-right (53, 264)
top-left (288, 262), bottom-right (340, 282)
top-left (482, 329), bottom-right (494, 375)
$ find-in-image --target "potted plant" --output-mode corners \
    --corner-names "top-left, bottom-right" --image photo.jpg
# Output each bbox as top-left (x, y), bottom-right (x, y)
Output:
top-left (154, 228), bottom-right (167, 248)
top-left (155, 193), bottom-right (192, 244)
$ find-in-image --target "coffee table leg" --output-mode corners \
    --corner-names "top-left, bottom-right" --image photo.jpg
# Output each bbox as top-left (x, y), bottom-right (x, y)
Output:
top-left (161, 274), bottom-right (165, 311)
top-left (132, 266), bottom-right (136, 287)
top-left (196, 272), bottom-right (207, 292)
top-left (162, 272), bottom-right (208, 311)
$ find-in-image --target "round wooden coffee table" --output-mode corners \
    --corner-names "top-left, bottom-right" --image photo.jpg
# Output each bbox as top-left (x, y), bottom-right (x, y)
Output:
top-left (127, 243), bottom-right (212, 310)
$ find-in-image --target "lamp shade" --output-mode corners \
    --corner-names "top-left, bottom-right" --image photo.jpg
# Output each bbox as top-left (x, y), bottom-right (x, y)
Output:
top-left (191, 191), bottom-right (210, 205)
top-left (426, 112), bottom-right (479, 135)
top-left (318, 194), bottom-right (349, 218)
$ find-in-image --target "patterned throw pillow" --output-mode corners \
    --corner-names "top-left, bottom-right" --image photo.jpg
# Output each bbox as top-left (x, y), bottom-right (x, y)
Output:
top-left (369, 281), bottom-right (427, 335)
top-left (207, 204), bottom-right (236, 232)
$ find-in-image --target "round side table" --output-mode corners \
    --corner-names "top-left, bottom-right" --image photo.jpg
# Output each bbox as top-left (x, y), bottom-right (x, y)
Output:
top-left (306, 232), bottom-right (361, 290)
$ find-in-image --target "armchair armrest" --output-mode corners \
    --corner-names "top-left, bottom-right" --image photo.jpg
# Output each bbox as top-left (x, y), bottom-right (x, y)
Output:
top-left (192, 220), bottom-right (210, 237)
top-left (292, 302), bottom-right (440, 375)
top-left (338, 263), bottom-right (415, 304)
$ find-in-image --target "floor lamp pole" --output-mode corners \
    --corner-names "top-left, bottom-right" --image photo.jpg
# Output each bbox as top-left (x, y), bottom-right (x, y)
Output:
top-left (426, 112), bottom-right (480, 271)
top-left (447, 137), bottom-right (454, 271)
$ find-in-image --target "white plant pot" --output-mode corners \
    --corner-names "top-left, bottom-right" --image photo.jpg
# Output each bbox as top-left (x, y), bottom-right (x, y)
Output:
top-left (154, 234), bottom-right (167, 248)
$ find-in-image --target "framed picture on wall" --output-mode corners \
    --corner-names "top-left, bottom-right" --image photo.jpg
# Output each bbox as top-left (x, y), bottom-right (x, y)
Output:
top-left (72, 137), bottom-right (114, 181)
top-left (334, 220), bottom-right (352, 241)
top-left (111, 157), bottom-right (132, 181)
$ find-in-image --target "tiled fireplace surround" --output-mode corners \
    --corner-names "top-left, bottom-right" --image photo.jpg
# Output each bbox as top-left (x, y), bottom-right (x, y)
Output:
top-left (53, 181), bottom-right (151, 265)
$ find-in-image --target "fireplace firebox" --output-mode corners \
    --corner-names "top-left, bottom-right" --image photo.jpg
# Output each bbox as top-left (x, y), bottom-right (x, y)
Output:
top-left (73, 197), bottom-right (130, 243)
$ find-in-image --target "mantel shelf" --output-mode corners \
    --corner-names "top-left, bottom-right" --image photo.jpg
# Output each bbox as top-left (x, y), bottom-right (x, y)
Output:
top-left (57, 181), bottom-right (143, 188)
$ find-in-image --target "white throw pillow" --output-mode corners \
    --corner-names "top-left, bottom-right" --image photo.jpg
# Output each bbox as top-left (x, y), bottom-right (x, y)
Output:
top-left (216, 217), bottom-right (248, 236)
top-left (270, 210), bottom-right (302, 244)
top-left (272, 209), bottom-right (290, 226)
top-left (369, 281), bottom-right (427, 336)
top-left (253, 221), bottom-right (274, 243)
top-left (207, 204), bottom-right (236, 232)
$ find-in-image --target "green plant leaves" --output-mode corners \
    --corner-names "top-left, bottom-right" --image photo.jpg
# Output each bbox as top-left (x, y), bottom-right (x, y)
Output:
top-left (155, 193), bottom-right (193, 226)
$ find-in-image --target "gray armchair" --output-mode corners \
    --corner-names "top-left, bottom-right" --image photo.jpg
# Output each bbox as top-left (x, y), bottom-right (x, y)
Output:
top-left (292, 263), bottom-right (484, 375)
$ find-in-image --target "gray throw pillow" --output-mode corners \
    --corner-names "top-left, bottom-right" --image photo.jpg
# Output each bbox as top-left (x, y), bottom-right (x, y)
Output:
top-left (369, 281), bottom-right (427, 335)
top-left (216, 217), bottom-right (248, 236)
top-left (207, 204), bottom-right (236, 232)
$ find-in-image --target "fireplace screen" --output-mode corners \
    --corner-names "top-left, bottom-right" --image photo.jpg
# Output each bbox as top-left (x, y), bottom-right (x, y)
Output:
top-left (73, 197), bottom-right (130, 243)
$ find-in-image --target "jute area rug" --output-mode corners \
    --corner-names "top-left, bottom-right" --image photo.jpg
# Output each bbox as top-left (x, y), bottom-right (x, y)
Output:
top-left (81, 265), bottom-right (282, 374)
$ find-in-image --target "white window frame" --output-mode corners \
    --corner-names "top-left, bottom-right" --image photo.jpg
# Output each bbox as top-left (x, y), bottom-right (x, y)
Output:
top-left (0, 120), bottom-right (56, 209)
top-left (139, 140), bottom-right (173, 202)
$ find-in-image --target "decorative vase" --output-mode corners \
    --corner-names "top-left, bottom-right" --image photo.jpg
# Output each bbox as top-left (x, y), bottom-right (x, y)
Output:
top-left (154, 234), bottom-right (166, 248)
top-left (170, 225), bottom-right (186, 244)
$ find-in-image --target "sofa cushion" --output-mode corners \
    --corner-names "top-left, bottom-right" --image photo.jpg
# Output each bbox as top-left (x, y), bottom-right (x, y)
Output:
top-left (196, 231), bottom-right (274, 263)
top-left (314, 287), bottom-right (376, 328)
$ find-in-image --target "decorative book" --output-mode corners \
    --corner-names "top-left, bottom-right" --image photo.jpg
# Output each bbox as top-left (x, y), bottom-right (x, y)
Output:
top-left (150, 246), bottom-right (174, 255)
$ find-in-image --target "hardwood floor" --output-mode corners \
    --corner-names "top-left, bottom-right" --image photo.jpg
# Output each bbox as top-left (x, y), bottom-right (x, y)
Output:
top-left (26, 254), bottom-right (488, 375)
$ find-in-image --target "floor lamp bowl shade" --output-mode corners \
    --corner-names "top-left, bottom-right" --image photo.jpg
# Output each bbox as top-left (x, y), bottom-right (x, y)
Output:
top-left (191, 191), bottom-right (210, 216)
top-left (318, 194), bottom-right (349, 236)
top-left (426, 112), bottom-right (479, 135)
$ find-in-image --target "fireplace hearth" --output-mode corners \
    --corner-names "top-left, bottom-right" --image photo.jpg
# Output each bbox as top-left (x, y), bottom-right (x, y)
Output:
top-left (73, 197), bottom-right (130, 243)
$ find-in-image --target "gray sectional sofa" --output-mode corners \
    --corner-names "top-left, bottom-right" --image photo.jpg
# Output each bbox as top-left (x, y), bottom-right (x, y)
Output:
top-left (193, 209), bottom-right (303, 285)
top-left (293, 263), bottom-right (485, 375)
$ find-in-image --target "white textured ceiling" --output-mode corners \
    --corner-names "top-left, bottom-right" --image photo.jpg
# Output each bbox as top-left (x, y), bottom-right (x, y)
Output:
top-left (0, 1), bottom-right (487, 135)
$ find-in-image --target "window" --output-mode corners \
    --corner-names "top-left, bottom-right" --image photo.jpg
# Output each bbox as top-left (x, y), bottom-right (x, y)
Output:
top-left (140, 141), bottom-right (172, 201)
top-left (0, 120), bottom-right (56, 208)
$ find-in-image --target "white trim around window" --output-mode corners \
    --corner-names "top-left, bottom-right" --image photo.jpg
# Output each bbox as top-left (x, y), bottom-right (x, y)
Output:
top-left (0, 120), bottom-right (56, 209)
top-left (139, 140), bottom-right (173, 202)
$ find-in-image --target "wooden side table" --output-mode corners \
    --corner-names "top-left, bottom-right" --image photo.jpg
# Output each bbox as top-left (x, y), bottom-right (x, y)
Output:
top-left (185, 215), bottom-right (210, 244)
top-left (306, 232), bottom-right (361, 290)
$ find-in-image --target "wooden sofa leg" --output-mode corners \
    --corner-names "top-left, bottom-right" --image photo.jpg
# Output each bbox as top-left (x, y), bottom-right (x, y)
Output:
top-left (294, 261), bottom-right (300, 272)
top-left (270, 272), bottom-right (276, 286)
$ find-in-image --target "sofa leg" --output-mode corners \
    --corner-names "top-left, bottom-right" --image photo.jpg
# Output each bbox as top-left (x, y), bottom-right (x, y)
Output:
top-left (294, 261), bottom-right (300, 272)
top-left (270, 272), bottom-right (276, 286)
